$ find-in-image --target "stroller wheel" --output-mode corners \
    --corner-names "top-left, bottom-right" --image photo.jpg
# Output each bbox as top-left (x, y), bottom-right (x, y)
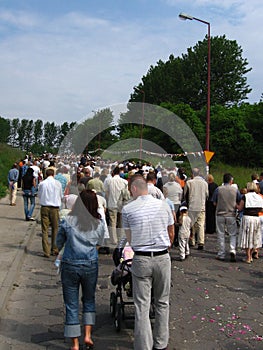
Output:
top-left (110, 292), bottom-right (117, 317)
top-left (114, 304), bottom-right (122, 332)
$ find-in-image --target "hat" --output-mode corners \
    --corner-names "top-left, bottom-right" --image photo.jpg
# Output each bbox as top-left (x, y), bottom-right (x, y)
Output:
top-left (180, 206), bottom-right (188, 211)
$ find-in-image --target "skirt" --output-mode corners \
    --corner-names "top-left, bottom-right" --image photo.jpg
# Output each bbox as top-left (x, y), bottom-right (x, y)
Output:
top-left (238, 215), bottom-right (261, 249)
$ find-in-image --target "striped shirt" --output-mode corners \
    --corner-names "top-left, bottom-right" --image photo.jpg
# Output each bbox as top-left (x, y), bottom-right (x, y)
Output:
top-left (122, 195), bottom-right (174, 251)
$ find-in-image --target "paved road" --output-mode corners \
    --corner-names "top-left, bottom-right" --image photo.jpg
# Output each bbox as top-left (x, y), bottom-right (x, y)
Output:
top-left (0, 192), bottom-right (263, 349)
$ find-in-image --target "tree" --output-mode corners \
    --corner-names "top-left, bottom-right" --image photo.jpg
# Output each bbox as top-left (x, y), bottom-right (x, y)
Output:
top-left (0, 117), bottom-right (10, 143)
top-left (239, 102), bottom-right (263, 166)
top-left (43, 122), bottom-right (59, 148)
top-left (8, 118), bottom-right (20, 147)
top-left (62, 108), bottom-right (117, 156)
top-left (33, 119), bottom-right (43, 145)
top-left (24, 120), bottom-right (34, 151)
top-left (210, 105), bottom-right (254, 165)
top-left (130, 35), bottom-right (252, 110)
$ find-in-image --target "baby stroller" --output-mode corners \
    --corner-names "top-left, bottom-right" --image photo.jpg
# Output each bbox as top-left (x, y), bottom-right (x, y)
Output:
top-left (110, 238), bottom-right (134, 331)
top-left (109, 238), bottom-right (155, 332)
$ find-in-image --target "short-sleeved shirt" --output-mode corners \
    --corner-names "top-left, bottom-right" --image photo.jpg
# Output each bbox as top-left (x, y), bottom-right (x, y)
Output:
top-left (122, 194), bottom-right (174, 251)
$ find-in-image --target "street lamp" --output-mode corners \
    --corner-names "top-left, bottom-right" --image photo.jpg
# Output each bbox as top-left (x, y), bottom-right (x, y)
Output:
top-left (179, 12), bottom-right (211, 152)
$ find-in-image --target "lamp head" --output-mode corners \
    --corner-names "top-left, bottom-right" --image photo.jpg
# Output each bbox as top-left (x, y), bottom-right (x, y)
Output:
top-left (179, 12), bottom-right (193, 20)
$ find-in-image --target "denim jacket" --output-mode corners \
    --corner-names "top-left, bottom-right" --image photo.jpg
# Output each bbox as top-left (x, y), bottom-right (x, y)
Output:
top-left (56, 215), bottom-right (105, 265)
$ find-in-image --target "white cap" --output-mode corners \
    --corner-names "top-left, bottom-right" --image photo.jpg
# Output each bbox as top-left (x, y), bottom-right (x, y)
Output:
top-left (180, 206), bottom-right (188, 211)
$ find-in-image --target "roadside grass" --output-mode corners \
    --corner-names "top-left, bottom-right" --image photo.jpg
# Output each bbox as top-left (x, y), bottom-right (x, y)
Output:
top-left (0, 143), bottom-right (25, 198)
top-left (209, 161), bottom-right (262, 189)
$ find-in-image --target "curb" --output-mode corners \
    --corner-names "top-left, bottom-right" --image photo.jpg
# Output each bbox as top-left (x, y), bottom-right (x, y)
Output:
top-left (0, 218), bottom-right (39, 319)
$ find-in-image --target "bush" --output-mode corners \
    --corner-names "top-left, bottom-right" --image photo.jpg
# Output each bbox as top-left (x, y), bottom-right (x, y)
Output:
top-left (0, 143), bottom-right (25, 199)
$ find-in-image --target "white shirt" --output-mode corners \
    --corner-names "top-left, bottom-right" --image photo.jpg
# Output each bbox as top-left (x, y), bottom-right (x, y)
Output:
top-left (38, 176), bottom-right (63, 207)
top-left (104, 175), bottom-right (128, 208)
top-left (122, 195), bottom-right (174, 251)
top-left (30, 165), bottom-right (41, 179)
top-left (178, 214), bottom-right (192, 239)
top-left (147, 183), bottom-right (164, 200)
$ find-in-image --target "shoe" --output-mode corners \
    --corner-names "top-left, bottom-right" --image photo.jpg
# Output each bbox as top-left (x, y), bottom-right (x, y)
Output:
top-left (26, 217), bottom-right (30, 221)
top-left (230, 252), bottom-right (236, 262)
top-left (242, 258), bottom-right (251, 264)
top-left (10, 203), bottom-right (16, 206)
top-left (98, 246), bottom-right (110, 254)
top-left (51, 250), bottom-right (59, 256)
top-left (252, 252), bottom-right (259, 259)
top-left (43, 254), bottom-right (50, 258)
top-left (197, 244), bottom-right (204, 250)
top-left (153, 347), bottom-right (167, 350)
top-left (29, 217), bottom-right (35, 221)
top-left (216, 256), bottom-right (225, 261)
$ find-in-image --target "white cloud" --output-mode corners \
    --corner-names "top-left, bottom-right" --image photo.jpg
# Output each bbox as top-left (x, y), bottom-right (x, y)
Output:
top-left (0, 9), bottom-right (40, 28)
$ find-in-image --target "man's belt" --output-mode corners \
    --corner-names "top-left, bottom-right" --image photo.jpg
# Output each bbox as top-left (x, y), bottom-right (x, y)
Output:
top-left (134, 249), bottom-right (168, 257)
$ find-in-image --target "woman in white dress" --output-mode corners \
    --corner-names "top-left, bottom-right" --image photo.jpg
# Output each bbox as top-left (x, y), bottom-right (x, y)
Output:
top-left (237, 182), bottom-right (263, 263)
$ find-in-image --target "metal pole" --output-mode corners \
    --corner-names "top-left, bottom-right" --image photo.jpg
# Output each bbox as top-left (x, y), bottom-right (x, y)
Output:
top-left (139, 90), bottom-right (145, 160)
top-left (192, 17), bottom-right (210, 151)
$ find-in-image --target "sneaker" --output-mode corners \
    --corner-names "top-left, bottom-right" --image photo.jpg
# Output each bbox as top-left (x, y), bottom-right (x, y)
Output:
top-left (230, 252), bottom-right (236, 262)
top-left (29, 217), bottom-right (35, 221)
top-left (216, 256), bottom-right (225, 261)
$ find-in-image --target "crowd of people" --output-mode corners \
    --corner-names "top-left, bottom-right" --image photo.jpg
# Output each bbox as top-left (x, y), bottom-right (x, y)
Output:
top-left (7, 152), bottom-right (263, 350)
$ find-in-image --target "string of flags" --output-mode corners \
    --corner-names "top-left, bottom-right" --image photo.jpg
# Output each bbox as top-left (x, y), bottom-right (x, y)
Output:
top-left (88, 148), bottom-right (205, 158)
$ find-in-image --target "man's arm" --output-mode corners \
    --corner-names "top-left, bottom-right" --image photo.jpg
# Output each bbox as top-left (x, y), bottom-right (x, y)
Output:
top-left (124, 229), bottom-right (131, 245)
top-left (167, 224), bottom-right (175, 248)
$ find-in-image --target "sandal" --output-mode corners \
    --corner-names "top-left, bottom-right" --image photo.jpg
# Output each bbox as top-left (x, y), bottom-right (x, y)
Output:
top-left (85, 345), bottom-right (94, 350)
top-left (252, 252), bottom-right (259, 259)
top-left (242, 259), bottom-right (251, 264)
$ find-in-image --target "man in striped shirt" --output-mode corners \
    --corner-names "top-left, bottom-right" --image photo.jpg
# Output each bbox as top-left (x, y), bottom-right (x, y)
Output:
top-left (122, 175), bottom-right (174, 350)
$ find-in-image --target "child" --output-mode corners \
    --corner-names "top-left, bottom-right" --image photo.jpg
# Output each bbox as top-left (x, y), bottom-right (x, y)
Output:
top-left (178, 205), bottom-right (192, 261)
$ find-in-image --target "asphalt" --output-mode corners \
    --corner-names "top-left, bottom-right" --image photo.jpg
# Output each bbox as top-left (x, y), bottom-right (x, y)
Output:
top-left (0, 192), bottom-right (263, 349)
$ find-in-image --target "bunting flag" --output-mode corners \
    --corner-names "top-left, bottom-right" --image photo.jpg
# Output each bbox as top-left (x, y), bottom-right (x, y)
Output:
top-left (203, 150), bottom-right (215, 164)
top-left (87, 148), bottom-right (208, 158)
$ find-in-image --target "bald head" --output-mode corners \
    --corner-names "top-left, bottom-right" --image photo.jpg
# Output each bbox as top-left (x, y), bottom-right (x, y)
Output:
top-left (192, 168), bottom-right (200, 177)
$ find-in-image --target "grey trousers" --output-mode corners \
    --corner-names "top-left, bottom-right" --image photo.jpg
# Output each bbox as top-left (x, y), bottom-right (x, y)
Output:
top-left (216, 215), bottom-right (237, 258)
top-left (131, 253), bottom-right (171, 350)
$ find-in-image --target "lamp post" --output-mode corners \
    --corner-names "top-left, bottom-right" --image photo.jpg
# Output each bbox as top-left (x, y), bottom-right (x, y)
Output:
top-left (179, 12), bottom-right (211, 152)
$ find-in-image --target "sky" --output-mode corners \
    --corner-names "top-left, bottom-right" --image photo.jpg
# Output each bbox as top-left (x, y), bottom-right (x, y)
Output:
top-left (0, 0), bottom-right (262, 124)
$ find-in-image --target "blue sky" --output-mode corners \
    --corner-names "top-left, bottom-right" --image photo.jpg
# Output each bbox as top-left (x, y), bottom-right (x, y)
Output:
top-left (0, 0), bottom-right (262, 124)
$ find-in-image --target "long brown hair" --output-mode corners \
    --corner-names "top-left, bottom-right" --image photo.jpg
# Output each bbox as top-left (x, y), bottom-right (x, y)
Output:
top-left (69, 190), bottom-right (101, 231)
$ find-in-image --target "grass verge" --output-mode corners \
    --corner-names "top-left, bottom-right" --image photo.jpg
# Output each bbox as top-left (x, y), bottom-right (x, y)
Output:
top-left (0, 143), bottom-right (25, 199)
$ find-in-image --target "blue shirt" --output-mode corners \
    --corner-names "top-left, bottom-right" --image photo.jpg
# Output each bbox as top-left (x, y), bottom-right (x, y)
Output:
top-left (8, 168), bottom-right (19, 184)
top-left (56, 215), bottom-right (105, 265)
top-left (55, 173), bottom-right (68, 194)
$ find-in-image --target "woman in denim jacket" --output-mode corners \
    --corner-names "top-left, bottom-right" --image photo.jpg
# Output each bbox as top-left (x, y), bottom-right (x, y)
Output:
top-left (56, 190), bottom-right (105, 350)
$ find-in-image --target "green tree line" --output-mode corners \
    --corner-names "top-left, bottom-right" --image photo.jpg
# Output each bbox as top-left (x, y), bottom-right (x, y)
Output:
top-left (0, 117), bottom-right (76, 155)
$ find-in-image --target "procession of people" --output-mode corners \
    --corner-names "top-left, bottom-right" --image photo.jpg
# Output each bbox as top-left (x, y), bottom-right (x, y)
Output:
top-left (7, 153), bottom-right (263, 350)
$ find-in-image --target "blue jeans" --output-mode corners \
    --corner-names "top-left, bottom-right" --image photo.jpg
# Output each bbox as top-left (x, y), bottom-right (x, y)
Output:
top-left (23, 190), bottom-right (36, 219)
top-left (61, 261), bottom-right (98, 338)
